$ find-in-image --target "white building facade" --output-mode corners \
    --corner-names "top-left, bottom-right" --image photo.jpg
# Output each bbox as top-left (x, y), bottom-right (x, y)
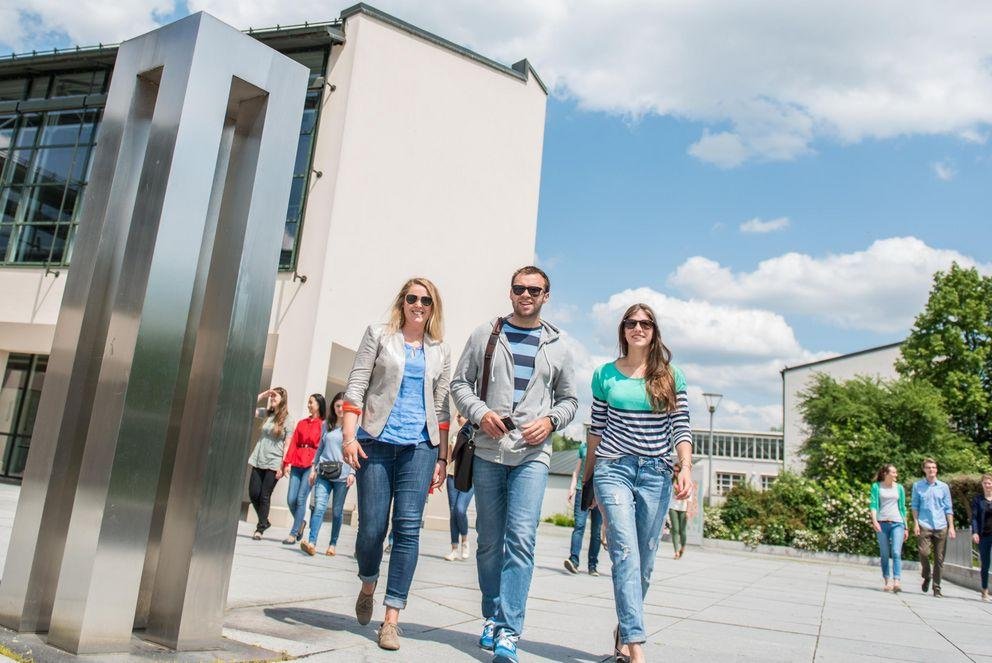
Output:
top-left (0, 5), bottom-right (548, 528)
top-left (781, 342), bottom-right (903, 472)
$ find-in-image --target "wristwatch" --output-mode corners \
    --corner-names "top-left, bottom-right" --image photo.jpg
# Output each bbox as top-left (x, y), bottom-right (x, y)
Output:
top-left (547, 414), bottom-right (560, 431)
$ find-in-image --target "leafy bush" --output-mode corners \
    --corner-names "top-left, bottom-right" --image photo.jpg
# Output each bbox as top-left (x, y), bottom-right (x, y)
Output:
top-left (543, 512), bottom-right (574, 528)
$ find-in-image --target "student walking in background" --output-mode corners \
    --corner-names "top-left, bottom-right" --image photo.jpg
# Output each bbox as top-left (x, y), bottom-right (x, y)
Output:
top-left (282, 393), bottom-right (326, 544)
top-left (585, 303), bottom-right (693, 663)
top-left (870, 463), bottom-right (908, 593)
top-left (668, 462), bottom-right (696, 560)
top-left (971, 473), bottom-right (992, 601)
top-left (564, 439), bottom-right (602, 576)
top-left (303, 392), bottom-right (355, 557)
top-left (444, 414), bottom-right (475, 562)
top-left (248, 387), bottom-right (291, 540)
top-left (911, 458), bottom-right (956, 597)
top-left (451, 265), bottom-right (577, 663)
top-left (341, 277), bottom-right (451, 651)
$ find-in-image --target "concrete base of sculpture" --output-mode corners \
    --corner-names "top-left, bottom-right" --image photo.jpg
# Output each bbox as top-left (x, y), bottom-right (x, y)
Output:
top-left (0, 627), bottom-right (284, 663)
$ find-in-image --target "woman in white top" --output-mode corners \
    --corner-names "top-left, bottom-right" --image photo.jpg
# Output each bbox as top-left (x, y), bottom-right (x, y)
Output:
top-left (667, 464), bottom-right (696, 559)
top-left (869, 464), bottom-right (908, 593)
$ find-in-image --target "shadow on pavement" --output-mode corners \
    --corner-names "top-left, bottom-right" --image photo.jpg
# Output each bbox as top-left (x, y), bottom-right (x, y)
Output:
top-left (263, 606), bottom-right (605, 662)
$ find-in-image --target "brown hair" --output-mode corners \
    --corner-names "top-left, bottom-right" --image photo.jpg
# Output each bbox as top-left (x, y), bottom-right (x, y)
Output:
top-left (268, 387), bottom-right (289, 439)
top-left (981, 473), bottom-right (992, 483)
top-left (874, 464), bottom-right (896, 483)
top-left (511, 265), bottom-right (550, 292)
top-left (922, 457), bottom-right (937, 471)
top-left (387, 277), bottom-right (444, 341)
top-left (617, 303), bottom-right (676, 413)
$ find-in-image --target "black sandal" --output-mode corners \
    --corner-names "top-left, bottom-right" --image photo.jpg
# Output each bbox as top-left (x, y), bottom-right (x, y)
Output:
top-left (614, 626), bottom-right (630, 663)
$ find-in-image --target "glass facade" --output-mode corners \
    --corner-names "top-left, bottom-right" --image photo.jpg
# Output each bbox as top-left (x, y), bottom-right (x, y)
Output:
top-left (693, 431), bottom-right (784, 461)
top-left (0, 353), bottom-right (47, 478)
top-left (0, 46), bottom-right (327, 269)
top-left (0, 69), bottom-right (106, 265)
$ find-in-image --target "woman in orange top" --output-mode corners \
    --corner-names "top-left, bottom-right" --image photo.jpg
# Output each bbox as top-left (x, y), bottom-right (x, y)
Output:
top-left (282, 393), bottom-right (326, 544)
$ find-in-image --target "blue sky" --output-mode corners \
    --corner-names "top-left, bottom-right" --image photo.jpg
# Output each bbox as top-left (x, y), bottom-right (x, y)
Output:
top-left (4, 1), bottom-right (991, 431)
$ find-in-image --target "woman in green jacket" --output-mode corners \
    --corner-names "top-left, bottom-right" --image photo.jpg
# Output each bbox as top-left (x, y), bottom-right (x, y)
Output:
top-left (869, 464), bottom-right (908, 593)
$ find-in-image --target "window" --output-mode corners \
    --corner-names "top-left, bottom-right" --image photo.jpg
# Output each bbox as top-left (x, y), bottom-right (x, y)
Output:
top-left (0, 108), bottom-right (101, 264)
top-left (761, 475), bottom-right (777, 491)
top-left (0, 353), bottom-right (48, 478)
top-left (716, 472), bottom-right (746, 496)
top-left (279, 48), bottom-right (329, 270)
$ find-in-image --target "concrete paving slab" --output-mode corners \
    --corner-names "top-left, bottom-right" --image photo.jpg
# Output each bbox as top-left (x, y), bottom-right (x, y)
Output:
top-left (1, 482), bottom-right (992, 662)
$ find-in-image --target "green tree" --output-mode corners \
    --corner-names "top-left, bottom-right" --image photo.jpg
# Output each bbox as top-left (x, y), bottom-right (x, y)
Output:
top-left (799, 374), bottom-right (988, 485)
top-left (896, 263), bottom-right (992, 459)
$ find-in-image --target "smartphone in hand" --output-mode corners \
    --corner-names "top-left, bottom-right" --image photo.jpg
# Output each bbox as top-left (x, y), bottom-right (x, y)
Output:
top-left (500, 416), bottom-right (516, 431)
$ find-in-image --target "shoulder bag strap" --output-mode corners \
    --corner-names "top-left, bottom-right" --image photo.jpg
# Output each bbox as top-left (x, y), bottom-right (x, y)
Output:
top-left (478, 317), bottom-right (505, 403)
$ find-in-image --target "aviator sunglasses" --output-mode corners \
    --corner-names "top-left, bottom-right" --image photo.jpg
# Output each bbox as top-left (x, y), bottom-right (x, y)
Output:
top-left (623, 318), bottom-right (654, 330)
top-left (405, 294), bottom-right (434, 307)
top-left (511, 284), bottom-right (545, 297)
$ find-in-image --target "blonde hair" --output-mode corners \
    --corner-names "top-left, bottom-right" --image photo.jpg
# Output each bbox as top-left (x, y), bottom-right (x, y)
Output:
top-left (388, 277), bottom-right (444, 341)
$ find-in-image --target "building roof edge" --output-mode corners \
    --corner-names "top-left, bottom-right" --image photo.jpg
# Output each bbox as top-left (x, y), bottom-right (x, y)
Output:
top-left (780, 341), bottom-right (905, 375)
top-left (341, 3), bottom-right (548, 95)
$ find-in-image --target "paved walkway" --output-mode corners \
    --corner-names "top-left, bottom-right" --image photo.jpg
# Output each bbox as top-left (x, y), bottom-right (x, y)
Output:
top-left (1, 482), bottom-right (991, 661)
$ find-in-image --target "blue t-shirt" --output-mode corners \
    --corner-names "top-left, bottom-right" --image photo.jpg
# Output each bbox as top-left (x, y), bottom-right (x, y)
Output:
top-left (359, 343), bottom-right (429, 445)
top-left (504, 322), bottom-right (541, 407)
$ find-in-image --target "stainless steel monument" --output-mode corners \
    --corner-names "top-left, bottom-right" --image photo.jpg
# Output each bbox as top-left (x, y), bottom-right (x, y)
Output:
top-left (0, 13), bottom-right (308, 654)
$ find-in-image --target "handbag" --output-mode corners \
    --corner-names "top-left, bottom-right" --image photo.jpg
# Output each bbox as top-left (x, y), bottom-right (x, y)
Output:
top-left (452, 318), bottom-right (504, 492)
top-left (580, 476), bottom-right (595, 511)
top-left (317, 460), bottom-right (342, 481)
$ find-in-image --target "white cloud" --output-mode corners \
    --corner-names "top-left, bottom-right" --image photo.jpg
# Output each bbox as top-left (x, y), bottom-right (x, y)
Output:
top-left (668, 236), bottom-right (992, 333)
top-left (687, 131), bottom-right (748, 168)
top-left (740, 216), bottom-right (790, 234)
top-left (7, 2), bottom-right (992, 167)
top-left (932, 160), bottom-right (956, 181)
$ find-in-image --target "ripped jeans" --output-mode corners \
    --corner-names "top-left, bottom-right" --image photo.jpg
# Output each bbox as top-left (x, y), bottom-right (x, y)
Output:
top-left (594, 455), bottom-right (673, 644)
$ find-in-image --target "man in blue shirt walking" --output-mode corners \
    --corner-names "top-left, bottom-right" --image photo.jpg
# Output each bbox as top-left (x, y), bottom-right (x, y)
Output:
top-left (911, 458), bottom-right (957, 597)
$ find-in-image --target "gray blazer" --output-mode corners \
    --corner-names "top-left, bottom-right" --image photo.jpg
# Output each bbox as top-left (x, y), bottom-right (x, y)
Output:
top-left (344, 323), bottom-right (451, 447)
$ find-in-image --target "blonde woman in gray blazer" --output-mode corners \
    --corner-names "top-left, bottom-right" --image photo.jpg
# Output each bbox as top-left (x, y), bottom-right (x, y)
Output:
top-left (341, 277), bottom-right (450, 651)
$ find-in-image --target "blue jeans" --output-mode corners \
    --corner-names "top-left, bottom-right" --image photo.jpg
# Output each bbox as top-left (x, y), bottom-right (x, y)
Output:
top-left (287, 466), bottom-right (312, 537)
top-left (309, 478), bottom-right (349, 546)
top-left (569, 487), bottom-right (602, 569)
top-left (355, 439), bottom-right (437, 609)
top-left (594, 456), bottom-right (673, 645)
top-left (473, 457), bottom-right (549, 639)
top-left (446, 475), bottom-right (475, 544)
top-left (978, 534), bottom-right (991, 590)
top-left (876, 521), bottom-right (904, 580)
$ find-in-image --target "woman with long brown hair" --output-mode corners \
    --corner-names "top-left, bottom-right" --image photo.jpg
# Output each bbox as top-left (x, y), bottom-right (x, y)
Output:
top-left (869, 463), bottom-right (907, 592)
top-left (341, 277), bottom-right (450, 651)
top-left (584, 303), bottom-right (692, 663)
top-left (247, 387), bottom-right (291, 540)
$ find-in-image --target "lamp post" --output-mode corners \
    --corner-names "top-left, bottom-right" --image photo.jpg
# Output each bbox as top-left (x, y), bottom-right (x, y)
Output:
top-left (702, 392), bottom-right (722, 504)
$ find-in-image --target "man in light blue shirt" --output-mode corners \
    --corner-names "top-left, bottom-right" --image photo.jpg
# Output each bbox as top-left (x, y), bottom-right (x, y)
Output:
top-left (911, 458), bottom-right (957, 597)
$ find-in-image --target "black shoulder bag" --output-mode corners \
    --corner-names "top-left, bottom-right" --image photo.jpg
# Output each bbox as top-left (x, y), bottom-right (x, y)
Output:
top-left (452, 318), bottom-right (504, 492)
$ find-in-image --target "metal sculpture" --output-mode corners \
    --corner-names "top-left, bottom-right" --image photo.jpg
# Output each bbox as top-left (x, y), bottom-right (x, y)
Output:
top-left (0, 12), bottom-right (308, 653)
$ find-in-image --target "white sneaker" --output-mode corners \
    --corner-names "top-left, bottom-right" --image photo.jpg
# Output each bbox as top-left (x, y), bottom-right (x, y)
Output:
top-left (461, 541), bottom-right (470, 560)
top-left (443, 548), bottom-right (459, 561)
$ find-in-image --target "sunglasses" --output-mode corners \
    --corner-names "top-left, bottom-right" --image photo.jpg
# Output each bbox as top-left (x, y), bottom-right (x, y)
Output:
top-left (623, 318), bottom-right (654, 331)
top-left (405, 294), bottom-right (433, 307)
top-left (511, 284), bottom-right (545, 297)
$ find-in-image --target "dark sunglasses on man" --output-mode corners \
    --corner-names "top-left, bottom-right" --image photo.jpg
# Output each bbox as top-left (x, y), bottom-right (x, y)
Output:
top-left (511, 284), bottom-right (545, 297)
top-left (405, 294), bottom-right (433, 306)
top-left (622, 318), bottom-right (654, 330)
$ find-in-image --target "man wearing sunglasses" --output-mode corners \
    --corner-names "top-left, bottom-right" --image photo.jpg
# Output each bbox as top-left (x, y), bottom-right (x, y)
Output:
top-left (451, 265), bottom-right (577, 663)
